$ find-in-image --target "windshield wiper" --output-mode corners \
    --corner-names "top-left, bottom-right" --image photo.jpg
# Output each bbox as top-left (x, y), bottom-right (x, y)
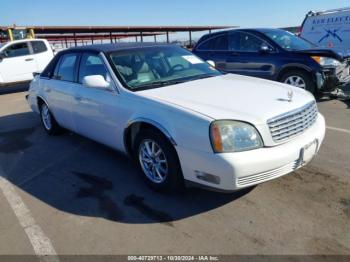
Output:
top-left (132, 79), bottom-right (186, 91)
top-left (131, 74), bottom-right (218, 91)
top-left (191, 74), bottom-right (216, 80)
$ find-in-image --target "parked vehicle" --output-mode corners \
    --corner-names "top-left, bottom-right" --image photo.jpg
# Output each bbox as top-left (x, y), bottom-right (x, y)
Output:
top-left (193, 28), bottom-right (350, 95)
top-left (0, 39), bottom-right (54, 85)
top-left (300, 7), bottom-right (350, 52)
top-left (27, 43), bottom-right (325, 192)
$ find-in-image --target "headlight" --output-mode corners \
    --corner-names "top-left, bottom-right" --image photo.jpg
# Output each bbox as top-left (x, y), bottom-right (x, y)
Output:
top-left (311, 56), bottom-right (341, 67)
top-left (210, 120), bottom-right (263, 153)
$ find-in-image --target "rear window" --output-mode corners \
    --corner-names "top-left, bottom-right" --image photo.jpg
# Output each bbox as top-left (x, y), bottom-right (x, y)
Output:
top-left (31, 41), bottom-right (48, 54)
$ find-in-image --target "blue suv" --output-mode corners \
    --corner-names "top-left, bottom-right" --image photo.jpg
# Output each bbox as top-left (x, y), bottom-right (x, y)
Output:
top-left (193, 28), bottom-right (350, 95)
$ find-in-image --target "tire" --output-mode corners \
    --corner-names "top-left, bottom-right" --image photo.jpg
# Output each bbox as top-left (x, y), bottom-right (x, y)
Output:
top-left (133, 129), bottom-right (184, 193)
top-left (280, 70), bottom-right (316, 94)
top-left (39, 102), bottom-right (62, 135)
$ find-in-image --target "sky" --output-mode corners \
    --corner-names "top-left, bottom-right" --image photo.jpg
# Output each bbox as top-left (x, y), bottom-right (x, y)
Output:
top-left (1, 0), bottom-right (349, 42)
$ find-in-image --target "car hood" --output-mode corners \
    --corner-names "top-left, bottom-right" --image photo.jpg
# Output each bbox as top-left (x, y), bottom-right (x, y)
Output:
top-left (291, 48), bottom-right (350, 61)
top-left (138, 74), bottom-right (315, 125)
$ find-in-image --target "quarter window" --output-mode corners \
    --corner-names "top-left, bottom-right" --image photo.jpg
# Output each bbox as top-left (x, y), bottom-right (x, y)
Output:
top-left (31, 41), bottom-right (48, 54)
top-left (55, 53), bottom-right (78, 82)
top-left (3, 42), bottom-right (30, 57)
top-left (78, 53), bottom-right (109, 83)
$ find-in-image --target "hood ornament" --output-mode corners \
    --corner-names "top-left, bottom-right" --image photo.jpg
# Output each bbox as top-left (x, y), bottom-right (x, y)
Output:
top-left (287, 90), bottom-right (294, 102)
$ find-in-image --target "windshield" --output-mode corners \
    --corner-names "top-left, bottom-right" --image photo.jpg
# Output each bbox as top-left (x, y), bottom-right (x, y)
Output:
top-left (262, 30), bottom-right (316, 50)
top-left (109, 45), bottom-right (221, 91)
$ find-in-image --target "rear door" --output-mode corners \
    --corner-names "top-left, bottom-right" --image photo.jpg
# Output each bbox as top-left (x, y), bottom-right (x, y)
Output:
top-left (29, 40), bottom-right (54, 72)
top-left (0, 41), bottom-right (37, 83)
top-left (43, 52), bottom-right (79, 131)
top-left (193, 33), bottom-right (232, 71)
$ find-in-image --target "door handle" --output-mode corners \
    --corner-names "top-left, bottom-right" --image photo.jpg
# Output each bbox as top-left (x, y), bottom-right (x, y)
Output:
top-left (25, 58), bottom-right (34, 62)
top-left (74, 96), bottom-right (82, 101)
top-left (43, 86), bottom-right (51, 93)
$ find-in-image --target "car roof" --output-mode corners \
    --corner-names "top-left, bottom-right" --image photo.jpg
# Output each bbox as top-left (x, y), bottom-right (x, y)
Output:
top-left (66, 42), bottom-right (172, 53)
top-left (197, 28), bottom-right (286, 43)
top-left (0, 38), bottom-right (48, 47)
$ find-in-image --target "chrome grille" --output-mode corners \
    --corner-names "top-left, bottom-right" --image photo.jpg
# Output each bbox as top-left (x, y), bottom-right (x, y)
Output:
top-left (267, 101), bottom-right (318, 143)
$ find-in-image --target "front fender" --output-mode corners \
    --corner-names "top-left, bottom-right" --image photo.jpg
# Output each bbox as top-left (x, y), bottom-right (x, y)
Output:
top-left (121, 95), bottom-right (214, 155)
top-left (125, 117), bottom-right (177, 146)
top-left (277, 63), bottom-right (314, 78)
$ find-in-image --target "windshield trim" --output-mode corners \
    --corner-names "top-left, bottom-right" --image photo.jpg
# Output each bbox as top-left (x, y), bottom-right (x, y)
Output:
top-left (129, 74), bottom-right (217, 91)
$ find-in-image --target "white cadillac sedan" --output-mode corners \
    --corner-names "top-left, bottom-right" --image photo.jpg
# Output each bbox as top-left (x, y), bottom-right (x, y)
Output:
top-left (27, 43), bottom-right (326, 192)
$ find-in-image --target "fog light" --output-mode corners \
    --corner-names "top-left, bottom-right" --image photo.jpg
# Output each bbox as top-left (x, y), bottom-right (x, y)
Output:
top-left (195, 171), bottom-right (220, 185)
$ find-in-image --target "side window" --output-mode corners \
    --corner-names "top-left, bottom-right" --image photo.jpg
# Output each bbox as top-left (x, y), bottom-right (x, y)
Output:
top-left (197, 38), bottom-right (213, 50)
top-left (230, 32), bottom-right (264, 52)
top-left (197, 34), bottom-right (228, 51)
top-left (78, 53), bottom-right (109, 84)
top-left (54, 53), bottom-right (78, 82)
top-left (3, 42), bottom-right (30, 57)
top-left (228, 32), bottom-right (241, 51)
top-left (211, 35), bottom-right (228, 50)
top-left (31, 41), bottom-right (48, 54)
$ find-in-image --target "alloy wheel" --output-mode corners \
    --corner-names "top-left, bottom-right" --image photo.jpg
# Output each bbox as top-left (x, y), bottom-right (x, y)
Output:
top-left (41, 104), bottom-right (52, 130)
top-left (284, 76), bottom-right (306, 89)
top-left (138, 139), bottom-right (168, 184)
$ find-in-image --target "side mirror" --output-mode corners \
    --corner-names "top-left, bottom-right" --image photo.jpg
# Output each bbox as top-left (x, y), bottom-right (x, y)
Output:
top-left (82, 75), bottom-right (111, 90)
top-left (33, 72), bottom-right (41, 77)
top-left (206, 60), bottom-right (215, 67)
top-left (260, 43), bottom-right (271, 53)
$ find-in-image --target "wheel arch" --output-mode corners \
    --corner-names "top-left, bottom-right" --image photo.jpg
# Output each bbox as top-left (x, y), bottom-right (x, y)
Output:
top-left (36, 96), bottom-right (57, 118)
top-left (277, 64), bottom-right (313, 81)
top-left (123, 118), bottom-right (177, 157)
top-left (37, 95), bottom-right (48, 109)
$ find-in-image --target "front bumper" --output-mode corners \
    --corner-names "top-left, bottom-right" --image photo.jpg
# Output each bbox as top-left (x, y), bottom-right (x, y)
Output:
top-left (177, 113), bottom-right (326, 192)
top-left (322, 62), bottom-right (350, 91)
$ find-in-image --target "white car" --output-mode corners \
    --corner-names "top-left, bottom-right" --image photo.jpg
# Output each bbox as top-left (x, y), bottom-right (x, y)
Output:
top-left (27, 43), bottom-right (326, 192)
top-left (0, 39), bottom-right (54, 85)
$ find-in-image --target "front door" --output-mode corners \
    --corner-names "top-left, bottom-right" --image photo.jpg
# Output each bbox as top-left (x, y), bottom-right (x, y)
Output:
top-left (224, 32), bottom-right (277, 80)
top-left (71, 52), bottom-right (122, 149)
top-left (0, 42), bottom-right (37, 83)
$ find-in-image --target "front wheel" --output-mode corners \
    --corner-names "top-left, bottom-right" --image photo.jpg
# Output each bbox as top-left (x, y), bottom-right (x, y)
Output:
top-left (133, 129), bottom-right (184, 193)
top-left (280, 70), bottom-right (316, 94)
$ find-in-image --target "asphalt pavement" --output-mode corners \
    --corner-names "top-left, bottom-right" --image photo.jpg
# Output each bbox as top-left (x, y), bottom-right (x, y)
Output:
top-left (0, 86), bottom-right (349, 258)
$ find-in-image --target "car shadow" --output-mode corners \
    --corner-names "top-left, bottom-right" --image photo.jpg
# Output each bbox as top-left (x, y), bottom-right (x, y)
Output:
top-left (0, 82), bottom-right (30, 95)
top-left (0, 112), bottom-right (254, 225)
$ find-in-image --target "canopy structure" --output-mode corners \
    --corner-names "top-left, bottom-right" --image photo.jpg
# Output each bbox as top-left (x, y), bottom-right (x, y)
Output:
top-left (0, 25), bottom-right (235, 47)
